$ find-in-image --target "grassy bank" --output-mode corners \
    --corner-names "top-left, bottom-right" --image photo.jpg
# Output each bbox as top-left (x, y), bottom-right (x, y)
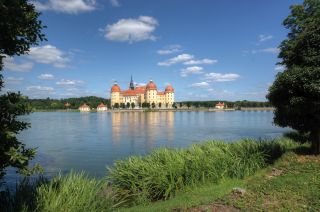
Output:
top-left (1, 137), bottom-right (316, 211)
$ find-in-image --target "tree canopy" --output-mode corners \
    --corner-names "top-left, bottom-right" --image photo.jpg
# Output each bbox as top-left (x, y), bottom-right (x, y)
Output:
top-left (267, 0), bottom-right (320, 154)
top-left (0, 0), bottom-right (46, 179)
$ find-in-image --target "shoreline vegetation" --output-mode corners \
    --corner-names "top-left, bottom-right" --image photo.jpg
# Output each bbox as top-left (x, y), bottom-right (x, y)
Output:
top-left (32, 107), bottom-right (275, 112)
top-left (2, 133), bottom-right (319, 211)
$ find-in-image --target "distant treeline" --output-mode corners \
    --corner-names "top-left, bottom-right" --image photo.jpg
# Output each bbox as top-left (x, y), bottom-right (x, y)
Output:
top-left (176, 100), bottom-right (271, 109)
top-left (24, 97), bottom-right (271, 110)
top-left (24, 96), bottom-right (110, 110)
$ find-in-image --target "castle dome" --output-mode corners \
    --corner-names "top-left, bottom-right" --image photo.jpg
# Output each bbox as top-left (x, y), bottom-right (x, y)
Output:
top-left (111, 82), bottom-right (121, 92)
top-left (165, 84), bottom-right (174, 93)
top-left (146, 80), bottom-right (157, 90)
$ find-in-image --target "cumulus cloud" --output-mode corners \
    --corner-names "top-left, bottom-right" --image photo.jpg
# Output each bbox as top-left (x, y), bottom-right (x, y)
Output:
top-left (157, 45), bottom-right (182, 55)
top-left (183, 58), bottom-right (217, 65)
top-left (260, 47), bottom-right (280, 54)
top-left (27, 85), bottom-right (55, 92)
top-left (110, 0), bottom-right (120, 7)
top-left (33, 0), bottom-right (96, 14)
top-left (180, 66), bottom-right (203, 77)
top-left (3, 56), bottom-right (34, 72)
top-left (6, 77), bottom-right (24, 84)
top-left (158, 54), bottom-right (194, 66)
top-left (189, 82), bottom-right (209, 88)
top-left (204, 72), bottom-right (240, 82)
top-left (56, 79), bottom-right (85, 86)
top-left (28, 45), bottom-right (69, 68)
top-left (103, 16), bottom-right (158, 43)
top-left (258, 34), bottom-right (273, 42)
top-left (38, 74), bottom-right (54, 80)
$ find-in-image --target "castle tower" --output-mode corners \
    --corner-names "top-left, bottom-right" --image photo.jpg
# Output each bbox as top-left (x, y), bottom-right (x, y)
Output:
top-left (165, 84), bottom-right (175, 107)
top-left (145, 80), bottom-right (158, 104)
top-left (110, 81), bottom-right (121, 107)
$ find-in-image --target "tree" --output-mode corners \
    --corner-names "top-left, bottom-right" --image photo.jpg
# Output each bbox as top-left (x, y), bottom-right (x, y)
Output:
top-left (0, 0), bottom-right (46, 179)
top-left (158, 102), bottom-right (161, 108)
top-left (151, 102), bottom-right (156, 109)
top-left (131, 102), bottom-right (135, 109)
top-left (179, 102), bottom-right (182, 108)
top-left (187, 102), bottom-right (191, 109)
top-left (267, 0), bottom-right (320, 154)
top-left (114, 103), bottom-right (119, 109)
top-left (126, 102), bottom-right (130, 109)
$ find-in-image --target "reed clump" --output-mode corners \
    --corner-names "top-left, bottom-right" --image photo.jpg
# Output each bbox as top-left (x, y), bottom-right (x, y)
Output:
top-left (107, 138), bottom-right (298, 205)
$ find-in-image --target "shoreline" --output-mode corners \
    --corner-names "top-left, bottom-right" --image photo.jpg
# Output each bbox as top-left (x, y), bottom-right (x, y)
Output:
top-left (32, 107), bottom-right (275, 113)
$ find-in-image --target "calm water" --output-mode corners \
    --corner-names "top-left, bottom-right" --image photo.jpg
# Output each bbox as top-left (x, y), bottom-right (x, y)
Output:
top-left (7, 111), bottom-right (290, 183)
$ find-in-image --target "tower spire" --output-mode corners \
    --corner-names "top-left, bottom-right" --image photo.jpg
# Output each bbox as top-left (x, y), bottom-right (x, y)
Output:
top-left (129, 75), bottom-right (135, 90)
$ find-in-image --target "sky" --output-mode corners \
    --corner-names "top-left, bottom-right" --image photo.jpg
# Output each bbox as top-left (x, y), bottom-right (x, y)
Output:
top-left (2, 0), bottom-right (302, 101)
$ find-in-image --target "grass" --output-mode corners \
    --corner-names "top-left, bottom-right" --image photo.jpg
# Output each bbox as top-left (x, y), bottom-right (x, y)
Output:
top-left (225, 151), bottom-right (320, 211)
top-left (0, 172), bottom-right (113, 212)
top-left (107, 138), bottom-right (298, 206)
top-left (117, 178), bottom-right (245, 212)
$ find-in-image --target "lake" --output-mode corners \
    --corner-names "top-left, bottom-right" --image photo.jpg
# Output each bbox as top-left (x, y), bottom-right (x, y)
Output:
top-left (6, 111), bottom-right (290, 183)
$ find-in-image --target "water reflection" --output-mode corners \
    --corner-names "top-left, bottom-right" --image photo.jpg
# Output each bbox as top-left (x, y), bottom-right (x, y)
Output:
top-left (111, 112), bottom-right (175, 148)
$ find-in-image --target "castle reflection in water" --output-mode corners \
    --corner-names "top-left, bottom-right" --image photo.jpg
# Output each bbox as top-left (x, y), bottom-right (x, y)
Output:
top-left (111, 112), bottom-right (174, 147)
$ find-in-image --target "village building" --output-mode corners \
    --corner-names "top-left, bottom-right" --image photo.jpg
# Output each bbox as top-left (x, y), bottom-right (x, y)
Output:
top-left (110, 76), bottom-right (175, 108)
top-left (215, 102), bottom-right (225, 109)
top-left (97, 103), bottom-right (108, 111)
top-left (79, 103), bottom-right (91, 112)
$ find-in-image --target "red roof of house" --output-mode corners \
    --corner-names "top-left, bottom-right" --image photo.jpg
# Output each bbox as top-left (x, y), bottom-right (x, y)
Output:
top-left (121, 86), bottom-right (146, 96)
top-left (215, 102), bottom-right (225, 106)
top-left (158, 91), bottom-right (165, 95)
top-left (97, 103), bottom-right (106, 108)
top-left (79, 103), bottom-right (90, 108)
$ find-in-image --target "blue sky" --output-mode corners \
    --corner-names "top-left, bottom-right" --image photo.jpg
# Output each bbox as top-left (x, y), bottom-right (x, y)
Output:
top-left (3, 0), bottom-right (302, 101)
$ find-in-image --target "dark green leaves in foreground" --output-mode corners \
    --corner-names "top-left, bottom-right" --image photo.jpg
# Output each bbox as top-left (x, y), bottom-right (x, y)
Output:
top-left (267, 0), bottom-right (320, 153)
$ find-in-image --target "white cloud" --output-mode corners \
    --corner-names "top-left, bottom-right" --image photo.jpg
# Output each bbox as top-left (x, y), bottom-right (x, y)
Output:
top-left (103, 16), bottom-right (158, 43)
top-left (189, 82), bottom-right (209, 88)
top-left (56, 79), bottom-right (85, 86)
top-left (180, 66), bottom-right (203, 77)
top-left (110, 0), bottom-right (120, 7)
top-left (6, 77), bottom-right (24, 84)
top-left (26, 85), bottom-right (55, 92)
top-left (260, 47), bottom-right (279, 54)
top-left (158, 54), bottom-right (194, 66)
top-left (28, 45), bottom-right (69, 68)
top-left (204, 72), bottom-right (240, 82)
top-left (157, 45), bottom-right (181, 55)
top-left (3, 56), bottom-right (34, 72)
top-left (258, 34), bottom-right (273, 42)
top-left (38, 74), bottom-right (54, 80)
top-left (274, 65), bottom-right (286, 72)
top-left (33, 0), bottom-right (96, 14)
top-left (183, 58), bottom-right (217, 65)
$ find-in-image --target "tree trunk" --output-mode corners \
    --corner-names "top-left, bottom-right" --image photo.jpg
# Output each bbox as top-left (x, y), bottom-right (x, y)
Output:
top-left (310, 129), bottom-right (320, 155)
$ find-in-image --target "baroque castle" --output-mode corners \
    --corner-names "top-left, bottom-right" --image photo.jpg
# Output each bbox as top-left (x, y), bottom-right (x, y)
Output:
top-left (110, 76), bottom-right (175, 108)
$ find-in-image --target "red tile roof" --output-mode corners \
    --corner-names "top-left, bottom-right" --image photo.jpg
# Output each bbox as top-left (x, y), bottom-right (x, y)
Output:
top-left (215, 102), bottom-right (225, 106)
top-left (97, 103), bottom-right (106, 108)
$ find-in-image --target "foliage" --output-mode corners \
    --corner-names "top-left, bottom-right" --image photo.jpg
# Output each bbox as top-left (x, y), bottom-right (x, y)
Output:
top-left (177, 100), bottom-right (271, 109)
top-left (107, 138), bottom-right (297, 206)
top-left (267, 0), bottom-right (320, 154)
top-left (0, 0), bottom-right (46, 180)
top-left (0, 172), bottom-right (113, 212)
top-left (25, 96), bottom-right (110, 110)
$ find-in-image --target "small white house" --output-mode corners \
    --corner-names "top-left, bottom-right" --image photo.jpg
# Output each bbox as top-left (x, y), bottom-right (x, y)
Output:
top-left (79, 103), bottom-right (90, 112)
top-left (97, 103), bottom-right (108, 111)
top-left (215, 102), bottom-right (225, 109)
